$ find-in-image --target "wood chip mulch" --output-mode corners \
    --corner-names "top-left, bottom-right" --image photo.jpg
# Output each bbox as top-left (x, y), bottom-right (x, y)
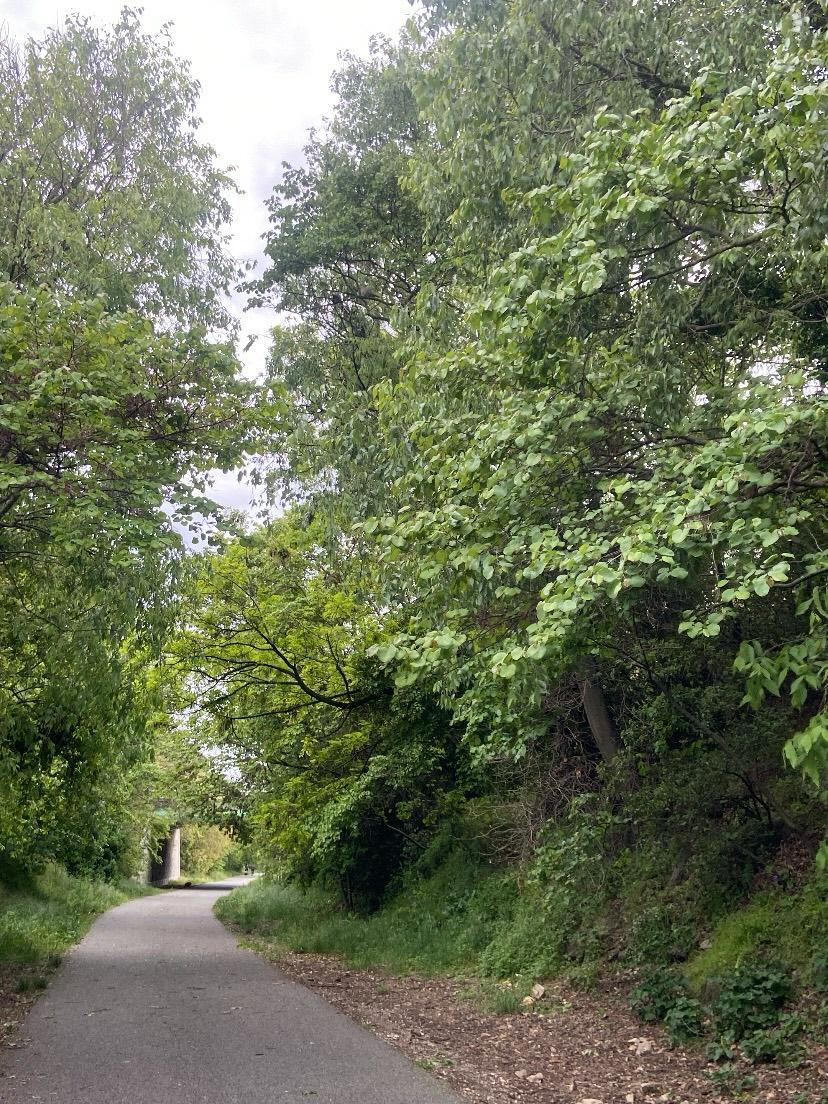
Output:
top-left (247, 939), bottom-right (828, 1104)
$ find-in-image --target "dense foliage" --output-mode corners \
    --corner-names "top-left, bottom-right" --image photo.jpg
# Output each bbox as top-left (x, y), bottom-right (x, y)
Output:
top-left (188, 0), bottom-right (828, 994)
top-left (1, 0), bottom-right (825, 1013)
top-left (0, 11), bottom-right (265, 878)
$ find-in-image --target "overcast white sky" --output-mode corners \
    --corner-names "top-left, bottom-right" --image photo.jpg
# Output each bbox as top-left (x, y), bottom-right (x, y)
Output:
top-left (0, 0), bottom-right (415, 513)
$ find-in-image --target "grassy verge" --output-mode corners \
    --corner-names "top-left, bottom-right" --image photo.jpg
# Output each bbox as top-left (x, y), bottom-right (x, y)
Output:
top-left (0, 863), bottom-right (153, 967)
top-left (214, 877), bottom-right (476, 974)
top-left (215, 853), bottom-right (828, 999)
top-left (215, 853), bottom-right (518, 977)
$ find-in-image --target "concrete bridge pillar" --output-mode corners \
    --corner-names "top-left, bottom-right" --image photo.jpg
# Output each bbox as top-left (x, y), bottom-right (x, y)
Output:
top-left (149, 825), bottom-right (181, 885)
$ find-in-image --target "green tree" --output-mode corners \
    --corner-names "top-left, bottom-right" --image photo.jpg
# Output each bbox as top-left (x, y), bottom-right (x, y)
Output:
top-left (174, 516), bottom-right (471, 906)
top-left (0, 9), bottom-right (236, 325)
top-left (408, 0), bottom-right (789, 259)
top-left (373, 4), bottom-right (827, 795)
top-left (254, 40), bottom-right (452, 525)
top-left (241, 1), bottom-right (826, 895)
top-left (0, 10), bottom-right (271, 876)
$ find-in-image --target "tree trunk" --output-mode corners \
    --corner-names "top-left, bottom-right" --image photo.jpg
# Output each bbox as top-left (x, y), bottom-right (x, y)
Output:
top-left (577, 658), bottom-right (620, 763)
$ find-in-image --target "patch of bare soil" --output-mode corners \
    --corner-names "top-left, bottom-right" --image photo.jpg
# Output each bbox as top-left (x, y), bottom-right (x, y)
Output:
top-left (248, 940), bottom-right (828, 1104)
top-left (0, 965), bottom-right (45, 1056)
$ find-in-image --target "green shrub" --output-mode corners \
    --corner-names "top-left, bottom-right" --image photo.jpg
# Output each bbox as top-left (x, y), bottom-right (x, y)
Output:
top-left (179, 823), bottom-right (235, 879)
top-left (712, 962), bottom-right (792, 1042)
top-left (531, 797), bottom-right (616, 922)
top-left (705, 1039), bottom-right (735, 1063)
top-left (629, 957), bottom-right (807, 1064)
top-left (705, 1066), bottom-right (757, 1095)
top-left (739, 1014), bottom-right (805, 1065)
top-left (629, 967), bottom-right (689, 1023)
top-left (628, 967), bottom-right (703, 1045)
top-left (663, 995), bottom-right (704, 1043)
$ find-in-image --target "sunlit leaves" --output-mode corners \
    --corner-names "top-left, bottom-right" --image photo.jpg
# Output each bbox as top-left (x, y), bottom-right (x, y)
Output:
top-left (361, 4), bottom-right (828, 775)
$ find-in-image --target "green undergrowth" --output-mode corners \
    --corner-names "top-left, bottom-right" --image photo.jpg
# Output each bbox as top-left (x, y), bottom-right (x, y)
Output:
top-left (686, 878), bottom-right (828, 991)
top-left (0, 863), bottom-right (152, 966)
top-left (217, 842), bottom-right (828, 1005)
top-left (216, 849), bottom-right (523, 976)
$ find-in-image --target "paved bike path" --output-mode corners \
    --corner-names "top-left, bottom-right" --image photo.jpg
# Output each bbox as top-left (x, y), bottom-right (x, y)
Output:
top-left (0, 879), bottom-right (459, 1103)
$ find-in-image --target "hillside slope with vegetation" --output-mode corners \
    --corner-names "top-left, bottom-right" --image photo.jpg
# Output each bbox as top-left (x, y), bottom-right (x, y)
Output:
top-left (0, 1), bottom-right (825, 1097)
top-left (203, 0), bottom-right (828, 1094)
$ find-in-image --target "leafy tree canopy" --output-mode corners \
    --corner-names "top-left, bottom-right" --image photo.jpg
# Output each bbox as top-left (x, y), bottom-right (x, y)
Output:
top-left (226, 0), bottom-right (827, 890)
top-left (0, 9), bottom-right (280, 876)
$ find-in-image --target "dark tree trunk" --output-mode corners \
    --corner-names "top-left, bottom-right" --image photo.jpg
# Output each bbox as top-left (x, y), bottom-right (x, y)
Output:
top-left (577, 657), bottom-right (620, 763)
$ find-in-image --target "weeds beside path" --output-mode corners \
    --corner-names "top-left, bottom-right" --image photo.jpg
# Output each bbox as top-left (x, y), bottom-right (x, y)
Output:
top-left (0, 865), bottom-right (152, 1053)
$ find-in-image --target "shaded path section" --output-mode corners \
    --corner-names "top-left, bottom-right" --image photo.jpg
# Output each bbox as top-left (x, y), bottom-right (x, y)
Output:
top-left (0, 879), bottom-right (459, 1104)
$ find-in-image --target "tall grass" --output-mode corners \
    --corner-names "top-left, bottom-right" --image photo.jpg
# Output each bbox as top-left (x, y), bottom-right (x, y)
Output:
top-left (0, 864), bottom-right (151, 965)
top-left (214, 852), bottom-right (552, 977)
top-left (216, 851), bottom-right (828, 995)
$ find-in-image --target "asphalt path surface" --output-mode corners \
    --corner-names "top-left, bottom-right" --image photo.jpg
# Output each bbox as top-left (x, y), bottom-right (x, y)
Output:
top-left (1, 878), bottom-right (460, 1104)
